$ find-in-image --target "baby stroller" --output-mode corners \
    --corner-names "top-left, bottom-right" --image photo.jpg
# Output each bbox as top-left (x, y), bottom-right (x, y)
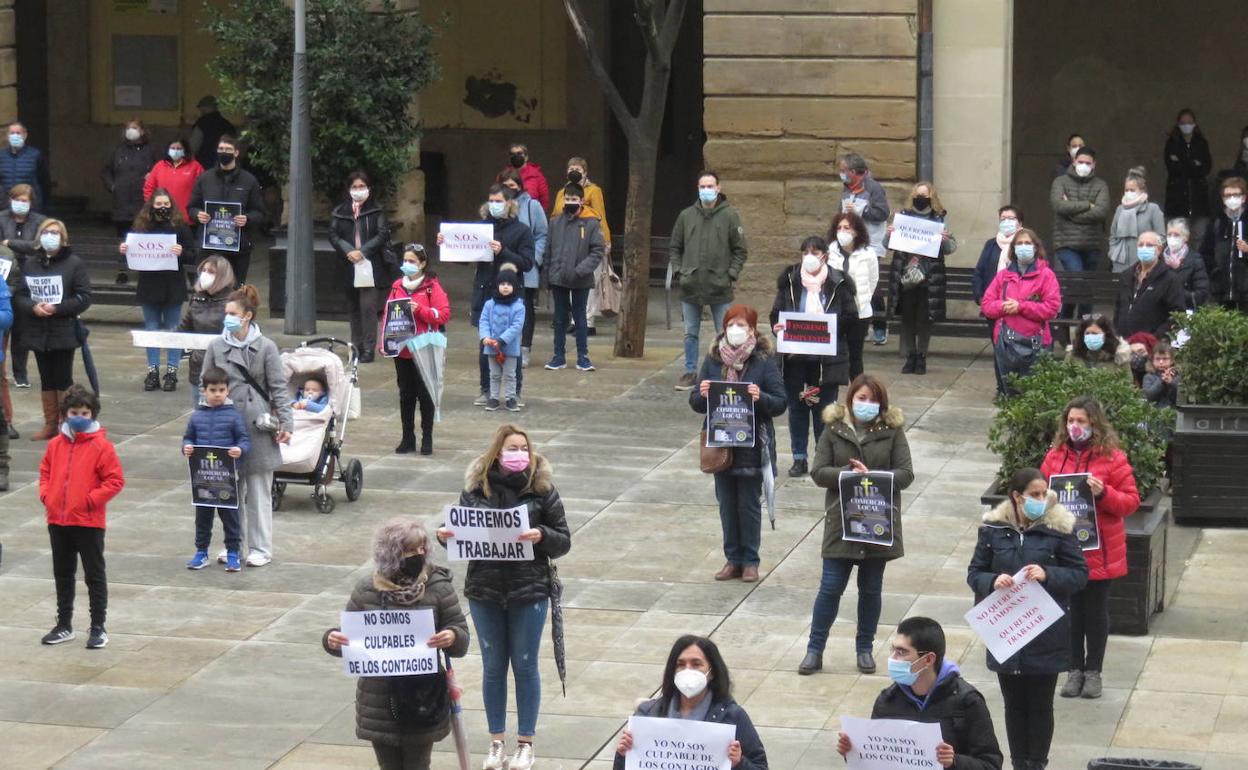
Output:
top-left (272, 338), bottom-right (364, 514)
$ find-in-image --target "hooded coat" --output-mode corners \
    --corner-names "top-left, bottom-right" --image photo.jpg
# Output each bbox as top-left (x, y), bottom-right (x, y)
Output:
top-left (545, 210), bottom-right (605, 290)
top-left (669, 194), bottom-right (749, 306)
top-left (614, 696), bottom-right (768, 770)
top-left (201, 325), bottom-right (294, 473)
top-left (967, 493), bottom-right (1088, 674)
top-left (183, 401), bottom-right (252, 453)
top-left (1040, 443), bottom-right (1139, 581)
top-left (811, 403), bottom-right (914, 560)
top-left (470, 201), bottom-right (535, 320)
top-left (40, 425), bottom-right (125, 529)
top-left (769, 263), bottom-right (858, 390)
top-left (12, 245), bottom-right (92, 352)
top-left (688, 333), bottom-right (788, 473)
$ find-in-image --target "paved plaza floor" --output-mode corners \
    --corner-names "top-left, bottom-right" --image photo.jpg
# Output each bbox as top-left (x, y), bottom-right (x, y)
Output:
top-left (0, 258), bottom-right (1243, 769)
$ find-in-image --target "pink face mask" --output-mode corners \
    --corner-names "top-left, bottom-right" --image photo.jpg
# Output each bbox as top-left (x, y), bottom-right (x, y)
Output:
top-left (1067, 423), bottom-right (1092, 444)
top-left (499, 449), bottom-right (530, 473)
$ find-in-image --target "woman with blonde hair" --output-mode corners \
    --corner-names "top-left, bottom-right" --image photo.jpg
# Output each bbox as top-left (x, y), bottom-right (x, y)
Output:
top-left (436, 423), bottom-right (570, 770)
top-left (324, 516), bottom-right (470, 770)
top-left (178, 254), bottom-right (236, 406)
top-left (887, 181), bottom-right (957, 375)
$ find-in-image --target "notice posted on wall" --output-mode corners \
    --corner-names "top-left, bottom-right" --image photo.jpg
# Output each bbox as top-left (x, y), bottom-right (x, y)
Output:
top-left (339, 608), bottom-right (437, 678)
top-left (443, 504), bottom-right (534, 561)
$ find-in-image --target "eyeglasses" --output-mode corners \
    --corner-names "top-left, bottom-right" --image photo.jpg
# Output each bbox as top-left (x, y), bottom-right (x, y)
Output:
top-left (405, 243), bottom-right (426, 254)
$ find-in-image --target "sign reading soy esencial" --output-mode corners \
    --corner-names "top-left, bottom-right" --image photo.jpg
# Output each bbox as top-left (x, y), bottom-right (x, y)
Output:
top-left (625, 715), bottom-right (735, 770)
top-left (886, 213), bottom-right (944, 258)
top-left (1049, 473), bottom-right (1100, 551)
top-left (26, 274), bottom-right (64, 305)
top-left (840, 716), bottom-right (943, 770)
top-left (444, 504), bottom-right (534, 561)
top-left (339, 608), bottom-right (437, 678)
top-left (964, 568), bottom-right (1064, 665)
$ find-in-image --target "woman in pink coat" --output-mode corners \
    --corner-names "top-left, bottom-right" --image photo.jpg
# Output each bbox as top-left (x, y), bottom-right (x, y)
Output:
top-left (982, 228), bottom-right (1062, 396)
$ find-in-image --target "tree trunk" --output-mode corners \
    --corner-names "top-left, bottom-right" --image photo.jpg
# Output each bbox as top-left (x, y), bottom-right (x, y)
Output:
top-left (614, 136), bottom-right (659, 358)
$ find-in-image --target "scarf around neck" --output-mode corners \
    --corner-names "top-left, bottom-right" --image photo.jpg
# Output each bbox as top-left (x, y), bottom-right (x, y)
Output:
top-left (374, 570), bottom-right (428, 605)
top-left (1164, 244), bottom-right (1188, 270)
top-left (717, 335), bottom-right (756, 381)
top-left (799, 264), bottom-right (827, 314)
top-left (402, 275), bottom-right (425, 292)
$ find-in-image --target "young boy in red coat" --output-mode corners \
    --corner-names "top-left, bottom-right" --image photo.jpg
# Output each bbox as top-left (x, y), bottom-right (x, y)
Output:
top-left (39, 385), bottom-right (125, 649)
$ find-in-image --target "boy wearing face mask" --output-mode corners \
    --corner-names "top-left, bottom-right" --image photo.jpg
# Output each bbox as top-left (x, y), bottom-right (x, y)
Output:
top-left (1199, 176), bottom-right (1248, 312)
top-left (837, 617), bottom-right (1003, 770)
top-left (39, 386), bottom-right (125, 650)
top-left (544, 183), bottom-right (605, 372)
top-left (101, 120), bottom-right (159, 285)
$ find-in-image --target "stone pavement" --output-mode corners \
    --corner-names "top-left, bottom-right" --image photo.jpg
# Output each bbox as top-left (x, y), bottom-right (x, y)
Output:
top-left (0, 256), bottom-right (1244, 770)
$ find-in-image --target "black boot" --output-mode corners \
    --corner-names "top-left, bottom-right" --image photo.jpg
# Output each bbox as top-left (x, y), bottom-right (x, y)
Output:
top-left (395, 394), bottom-right (417, 453)
top-left (914, 352), bottom-right (927, 375)
top-left (901, 353), bottom-right (917, 374)
top-left (420, 428), bottom-right (433, 456)
top-left (143, 366), bottom-right (160, 391)
top-left (419, 401), bottom-right (435, 455)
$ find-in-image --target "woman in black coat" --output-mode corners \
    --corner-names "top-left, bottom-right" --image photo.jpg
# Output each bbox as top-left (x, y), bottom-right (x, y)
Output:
top-left (1162, 217), bottom-right (1210, 309)
top-left (119, 188), bottom-right (196, 392)
top-left (329, 171), bottom-right (392, 363)
top-left (101, 119), bottom-right (159, 284)
top-left (690, 303), bottom-right (787, 583)
top-left (12, 219), bottom-right (91, 440)
top-left (769, 235), bottom-right (857, 478)
top-left (887, 181), bottom-right (958, 375)
top-left (1163, 109), bottom-right (1213, 242)
top-left (967, 468), bottom-right (1087, 770)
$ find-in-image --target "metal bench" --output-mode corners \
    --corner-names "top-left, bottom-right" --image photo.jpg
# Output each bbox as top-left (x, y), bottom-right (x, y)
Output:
top-left (878, 263), bottom-right (986, 338)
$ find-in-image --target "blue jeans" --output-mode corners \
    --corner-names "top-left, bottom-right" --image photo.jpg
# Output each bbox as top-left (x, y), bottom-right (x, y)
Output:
top-left (682, 301), bottom-right (731, 373)
top-left (551, 286), bottom-right (590, 362)
top-left (806, 557), bottom-right (887, 655)
top-left (141, 302), bottom-right (183, 367)
top-left (1055, 247), bottom-right (1104, 318)
top-left (784, 360), bottom-right (834, 460)
top-left (714, 472), bottom-right (763, 567)
top-left (470, 597), bottom-right (548, 737)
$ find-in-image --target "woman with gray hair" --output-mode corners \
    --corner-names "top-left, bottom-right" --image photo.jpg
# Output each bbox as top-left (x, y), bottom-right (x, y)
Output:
top-left (323, 516), bottom-right (469, 770)
top-left (1162, 217), bottom-right (1210, 309)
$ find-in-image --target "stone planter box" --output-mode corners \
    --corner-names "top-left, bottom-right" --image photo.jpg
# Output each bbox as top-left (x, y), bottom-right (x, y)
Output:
top-left (1172, 402), bottom-right (1248, 526)
top-left (980, 483), bottom-right (1168, 636)
top-left (268, 226), bottom-right (353, 320)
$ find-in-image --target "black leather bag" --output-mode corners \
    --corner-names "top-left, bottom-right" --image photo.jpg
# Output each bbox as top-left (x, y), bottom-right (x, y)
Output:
top-left (388, 649), bottom-right (450, 729)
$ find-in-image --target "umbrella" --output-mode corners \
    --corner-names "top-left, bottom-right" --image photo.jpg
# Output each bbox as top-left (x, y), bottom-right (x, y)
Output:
top-left (407, 332), bottom-right (446, 422)
top-left (547, 559), bottom-right (567, 696)
top-left (445, 660), bottom-right (470, 770)
top-left (762, 428), bottom-right (776, 530)
top-left (76, 320), bottom-right (100, 395)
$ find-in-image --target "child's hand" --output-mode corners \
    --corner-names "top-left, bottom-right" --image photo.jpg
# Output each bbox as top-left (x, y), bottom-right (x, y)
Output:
top-left (182, 444), bottom-right (194, 457)
top-left (293, 401), bottom-right (306, 410)
top-left (227, 447), bottom-right (242, 458)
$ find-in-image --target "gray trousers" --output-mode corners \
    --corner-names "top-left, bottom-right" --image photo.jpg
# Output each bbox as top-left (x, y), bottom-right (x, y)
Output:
top-left (240, 470), bottom-right (274, 559)
top-left (489, 355), bottom-right (519, 400)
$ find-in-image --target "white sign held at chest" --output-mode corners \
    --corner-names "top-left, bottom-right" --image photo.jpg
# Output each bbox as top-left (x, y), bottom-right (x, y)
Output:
top-left (624, 715), bottom-right (736, 770)
top-left (26, 275), bottom-right (64, 305)
top-left (439, 222), bottom-right (495, 263)
top-left (887, 213), bottom-right (944, 259)
top-left (443, 504), bottom-right (534, 561)
top-left (964, 568), bottom-right (1064, 665)
top-left (339, 608), bottom-right (437, 678)
top-left (840, 716), bottom-right (943, 770)
top-left (124, 233), bottom-right (179, 271)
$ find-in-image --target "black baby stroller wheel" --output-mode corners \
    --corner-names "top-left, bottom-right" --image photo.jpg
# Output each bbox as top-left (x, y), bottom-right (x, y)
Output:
top-left (343, 459), bottom-right (363, 502)
top-left (314, 486), bottom-right (336, 514)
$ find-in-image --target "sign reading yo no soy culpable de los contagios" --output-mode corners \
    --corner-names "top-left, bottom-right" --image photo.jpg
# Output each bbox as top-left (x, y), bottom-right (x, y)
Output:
top-left (705, 380), bottom-right (756, 448)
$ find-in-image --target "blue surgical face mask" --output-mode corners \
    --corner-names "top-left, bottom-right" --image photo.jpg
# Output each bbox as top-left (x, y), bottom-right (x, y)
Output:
top-left (65, 415), bottom-right (94, 433)
top-left (10, 199), bottom-right (29, 216)
top-left (487, 200), bottom-right (506, 218)
top-left (8, 132), bottom-right (24, 150)
top-left (1136, 245), bottom-right (1157, 264)
top-left (1021, 496), bottom-right (1047, 520)
top-left (400, 262), bottom-right (422, 277)
top-left (839, 172), bottom-right (850, 184)
top-left (887, 656), bottom-right (926, 687)
top-left (40, 232), bottom-right (61, 252)
top-left (1014, 243), bottom-right (1036, 263)
top-left (1083, 332), bottom-right (1105, 351)
top-left (169, 148), bottom-right (185, 161)
top-left (998, 218), bottom-right (1018, 236)
top-left (698, 187), bottom-right (717, 204)
top-left (852, 401), bottom-right (880, 422)
top-left (222, 314), bottom-right (243, 332)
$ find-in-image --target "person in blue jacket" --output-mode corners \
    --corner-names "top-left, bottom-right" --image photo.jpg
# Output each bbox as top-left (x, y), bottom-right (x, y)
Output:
top-left (0, 277), bottom-right (13, 490)
top-left (614, 635), bottom-right (768, 770)
top-left (478, 268), bottom-right (526, 413)
top-left (972, 206), bottom-right (1024, 315)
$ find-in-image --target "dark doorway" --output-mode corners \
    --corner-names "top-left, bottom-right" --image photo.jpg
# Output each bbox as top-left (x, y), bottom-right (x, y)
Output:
top-left (14, 0), bottom-right (50, 158)
top-left (607, 0), bottom-right (704, 241)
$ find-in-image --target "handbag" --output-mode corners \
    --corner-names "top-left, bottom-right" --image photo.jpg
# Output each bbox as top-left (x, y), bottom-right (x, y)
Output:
top-left (993, 283), bottom-right (1043, 375)
top-left (231, 362), bottom-right (280, 433)
top-left (899, 256), bottom-right (928, 290)
top-left (699, 428), bottom-right (733, 474)
top-left (388, 648), bottom-right (451, 729)
top-left (596, 257), bottom-right (623, 318)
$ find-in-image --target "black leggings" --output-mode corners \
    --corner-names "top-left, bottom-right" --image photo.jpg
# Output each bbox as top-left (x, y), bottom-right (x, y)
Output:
top-left (997, 672), bottom-right (1057, 766)
top-left (521, 287), bottom-right (539, 348)
top-left (1070, 578), bottom-right (1112, 671)
top-left (372, 741), bottom-right (432, 770)
top-left (394, 356), bottom-right (435, 438)
top-left (35, 348), bottom-right (75, 391)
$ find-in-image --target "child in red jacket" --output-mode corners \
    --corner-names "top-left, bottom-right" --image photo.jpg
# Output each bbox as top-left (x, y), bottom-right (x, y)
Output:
top-left (39, 385), bottom-right (125, 649)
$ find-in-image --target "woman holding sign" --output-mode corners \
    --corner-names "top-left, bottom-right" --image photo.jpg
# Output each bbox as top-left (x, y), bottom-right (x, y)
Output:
top-left (436, 423), bottom-right (570, 770)
top-left (801, 374), bottom-right (912, 675)
top-left (1040, 396), bottom-right (1139, 700)
top-left (329, 171), bottom-right (393, 363)
top-left (178, 255), bottom-right (235, 407)
top-left (323, 516), bottom-right (470, 770)
top-left (120, 189), bottom-right (196, 392)
top-left (613, 635), bottom-right (767, 770)
top-left (886, 181), bottom-right (958, 375)
top-left (383, 244), bottom-right (449, 454)
top-left (967, 467), bottom-right (1087, 770)
top-left (690, 304), bottom-right (787, 583)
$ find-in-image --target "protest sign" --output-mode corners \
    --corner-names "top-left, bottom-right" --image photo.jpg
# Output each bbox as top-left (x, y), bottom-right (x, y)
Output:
top-left (444, 504), bottom-right (534, 561)
top-left (840, 716), bottom-right (943, 770)
top-left (130, 330), bottom-right (217, 350)
top-left (839, 471), bottom-right (896, 546)
top-left (339, 608), bottom-right (437, 678)
top-left (887, 213), bottom-right (944, 258)
top-left (964, 568), bottom-right (1064, 665)
top-left (705, 380), bottom-right (756, 448)
top-left (187, 445), bottom-right (239, 509)
top-left (124, 232), bottom-right (179, 271)
top-left (0, 257), bottom-right (11, 281)
top-left (26, 274), bottom-right (64, 305)
top-left (1049, 473), bottom-right (1100, 551)
top-left (776, 311), bottom-right (838, 356)
top-left (203, 200), bottom-right (243, 252)
top-left (380, 297), bottom-right (417, 358)
top-left (625, 715), bottom-right (735, 770)
top-left (439, 222), bottom-right (494, 262)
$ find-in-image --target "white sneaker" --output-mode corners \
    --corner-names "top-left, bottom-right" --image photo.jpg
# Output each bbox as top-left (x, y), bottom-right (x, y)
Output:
top-left (508, 743), bottom-right (534, 770)
top-left (216, 549), bottom-right (229, 564)
top-left (482, 740), bottom-right (506, 770)
top-left (245, 553), bottom-right (271, 567)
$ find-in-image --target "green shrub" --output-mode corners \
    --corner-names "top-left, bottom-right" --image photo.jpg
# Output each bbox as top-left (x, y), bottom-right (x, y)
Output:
top-left (1172, 306), bottom-right (1248, 406)
top-left (987, 357), bottom-right (1170, 494)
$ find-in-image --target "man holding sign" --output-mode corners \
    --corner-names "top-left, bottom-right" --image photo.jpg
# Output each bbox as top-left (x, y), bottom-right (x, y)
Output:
top-left (967, 469), bottom-right (1087, 770)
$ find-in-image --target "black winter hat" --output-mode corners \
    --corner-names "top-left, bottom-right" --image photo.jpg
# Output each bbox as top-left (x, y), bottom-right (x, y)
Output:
top-left (493, 268), bottom-right (520, 303)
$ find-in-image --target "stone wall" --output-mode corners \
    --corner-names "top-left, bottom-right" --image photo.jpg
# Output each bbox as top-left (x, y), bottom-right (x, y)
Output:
top-left (702, 0), bottom-right (918, 308)
top-left (0, 0), bottom-right (14, 123)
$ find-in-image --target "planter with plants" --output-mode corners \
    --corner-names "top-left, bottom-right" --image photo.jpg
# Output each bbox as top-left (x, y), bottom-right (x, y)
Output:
top-left (1170, 306), bottom-right (1248, 525)
top-left (983, 357), bottom-right (1173, 635)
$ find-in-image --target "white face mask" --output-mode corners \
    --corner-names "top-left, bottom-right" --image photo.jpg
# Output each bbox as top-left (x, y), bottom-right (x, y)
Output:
top-left (10, 199), bottom-right (29, 216)
top-left (40, 232), bottom-right (61, 252)
top-left (1166, 235), bottom-right (1185, 252)
top-left (801, 253), bottom-right (823, 274)
top-left (1242, 137), bottom-right (1248, 151)
top-left (725, 325), bottom-right (750, 347)
top-left (1075, 162), bottom-right (1093, 178)
top-left (1069, 146), bottom-right (1082, 159)
top-left (350, 188), bottom-right (369, 203)
top-left (125, 127), bottom-right (141, 142)
top-left (198, 271), bottom-right (215, 290)
top-left (1226, 196), bottom-right (1245, 212)
top-left (837, 230), bottom-right (855, 250)
top-left (1122, 191), bottom-right (1141, 205)
top-left (998, 218), bottom-right (1018, 236)
top-left (673, 668), bottom-right (708, 699)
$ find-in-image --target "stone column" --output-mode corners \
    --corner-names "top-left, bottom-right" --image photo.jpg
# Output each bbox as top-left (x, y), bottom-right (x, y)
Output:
top-left (0, 0), bottom-right (15, 123)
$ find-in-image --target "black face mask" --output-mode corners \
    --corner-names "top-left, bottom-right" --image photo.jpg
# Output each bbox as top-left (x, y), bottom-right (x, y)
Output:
top-left (1130, 353), bottom-right (1148, 372)
top-left (218, 151), bottom-right (236, 168)
top-left (400, 554), bottom-right (425, 578)
top-left (567, 170), bottom-right (583, 184)
top-left (912, 195), bottom-right (931, 210)
top-left (153, 207), bottom-right (172, 221)
top-left (509, 153), bottom-right (526, 169)
top-left (563, 203), bottom-right (581, 216)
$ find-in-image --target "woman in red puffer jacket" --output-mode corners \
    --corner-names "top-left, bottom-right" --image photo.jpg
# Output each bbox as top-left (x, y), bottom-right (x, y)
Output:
top-left (1040, 395), bottom-right (1139, 702)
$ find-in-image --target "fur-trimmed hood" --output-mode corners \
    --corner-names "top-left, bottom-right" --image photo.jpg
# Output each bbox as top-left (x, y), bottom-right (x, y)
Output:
top-left (1065, 338), bottom-right (1131, 367)
top-left (463, 451), bottom-right (554, 495)
top-left (983, 490), bottom-right (1076, 534)
top-left (706, 331), bottom-right (774, 359)
top-left (478, 198), bottom-right (519, 221)
top-left (821, 402), bottom-right (905, 430)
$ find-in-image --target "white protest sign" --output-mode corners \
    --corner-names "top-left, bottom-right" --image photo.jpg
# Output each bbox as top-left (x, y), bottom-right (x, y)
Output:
top-left (124, 232), bottom-right (179, 271)
top-left (0, 258), bottom-right (11, 281)
top-left (887, 213), bottom-right (944, 258)
top-left (964, 568), bottom-right (1064, 665)
top-left (776, 311), bottom-right (837, 356)
top-left (130, 330), bottom-right (218, 350)
top-left (841, 716), bottom-right (943, 770)
top-left (625, 715), bottom-right (735, 770)
top-left (26, 275), bottom-right (63, 305)
top-left (339, 608), bottom-right (437, 678)
top-left (439, 222), bottom-right (495, 263)
top-left (444, 504), bottom-right (534, 561)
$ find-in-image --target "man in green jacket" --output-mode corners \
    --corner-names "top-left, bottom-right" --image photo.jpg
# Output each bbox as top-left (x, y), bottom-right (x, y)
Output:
top-left (1051, 146), bottom-right (1110, 318)
top-left (671, 171), bottom-right (749, 390)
